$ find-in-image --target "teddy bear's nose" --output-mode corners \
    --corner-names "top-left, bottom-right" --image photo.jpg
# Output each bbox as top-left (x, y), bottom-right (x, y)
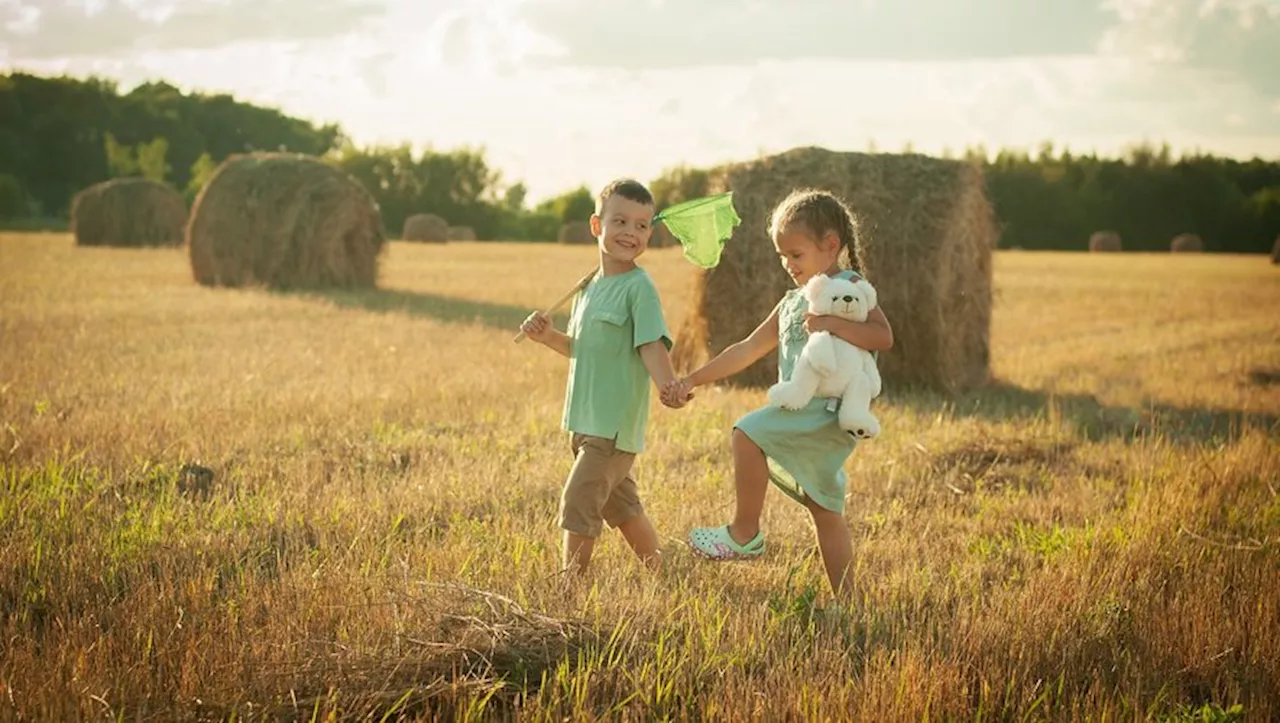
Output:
top-left (842, 295), bottom-right (854, 303)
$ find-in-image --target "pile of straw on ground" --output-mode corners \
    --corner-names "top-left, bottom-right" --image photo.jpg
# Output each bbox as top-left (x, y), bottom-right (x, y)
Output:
top-left (558, 221), bottom-right (594, 244)
top-left (70, 178), bottom-right (186, 247)
top-left (447, 225), bottom-right (477, 241)
top-left (1171, 233), bottom-right (1204, 252)
top-left (186, 153), bottom-right (384, 289)
top-left (672, 146), bottom-right (997, 394)
top-left (403, 214), bottom-right (448, 242)
top-left (1089, 231), bottom-right (1122, 252)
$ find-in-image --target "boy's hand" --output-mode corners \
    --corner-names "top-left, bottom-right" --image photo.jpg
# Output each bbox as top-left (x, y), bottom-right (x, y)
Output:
top-left (660, 378), bottom-right (694, 408)
top-left (520, 312), bottom-right (554, 344)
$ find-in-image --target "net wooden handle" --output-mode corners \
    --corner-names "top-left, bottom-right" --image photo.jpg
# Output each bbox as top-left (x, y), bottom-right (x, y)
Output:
top-left (513, 269), bottom-right (597, 343)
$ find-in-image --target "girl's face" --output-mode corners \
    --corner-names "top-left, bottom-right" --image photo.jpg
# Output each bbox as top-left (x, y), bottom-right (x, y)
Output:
top-left (773, 224), bottom-right (841, 286)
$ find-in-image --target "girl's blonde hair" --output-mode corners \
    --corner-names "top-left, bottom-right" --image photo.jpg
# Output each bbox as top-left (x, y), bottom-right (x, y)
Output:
top-left (768, 189), bottom-right (863, 272)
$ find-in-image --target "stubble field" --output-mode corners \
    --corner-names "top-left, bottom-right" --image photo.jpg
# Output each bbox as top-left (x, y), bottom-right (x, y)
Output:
top-left (1, 233), bottom-right (1278, 721)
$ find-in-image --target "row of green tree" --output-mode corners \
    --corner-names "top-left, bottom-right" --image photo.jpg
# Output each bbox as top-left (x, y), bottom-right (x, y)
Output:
top-left (2, 72), bottom-right (1277, 251)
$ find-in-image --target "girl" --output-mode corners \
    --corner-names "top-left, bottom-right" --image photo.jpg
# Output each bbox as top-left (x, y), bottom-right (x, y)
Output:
top-left (661, 188), bottom-right (894, 597)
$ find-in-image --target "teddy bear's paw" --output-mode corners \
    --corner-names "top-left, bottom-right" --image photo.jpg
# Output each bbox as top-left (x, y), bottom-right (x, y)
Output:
top-left (842, 412), bottom-right (881, 440)
top-left (768, 383), bottom-right (810, 410)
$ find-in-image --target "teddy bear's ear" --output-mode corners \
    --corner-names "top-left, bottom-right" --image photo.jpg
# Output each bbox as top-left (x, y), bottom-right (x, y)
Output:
top-left (857, 279), bottom-right (878, 310)
top-left (805, 274), bottom-right (828, 306)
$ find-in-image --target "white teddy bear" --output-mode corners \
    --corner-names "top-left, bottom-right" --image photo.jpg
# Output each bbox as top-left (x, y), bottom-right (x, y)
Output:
top-left (767, 273), bottom-right (883, 440)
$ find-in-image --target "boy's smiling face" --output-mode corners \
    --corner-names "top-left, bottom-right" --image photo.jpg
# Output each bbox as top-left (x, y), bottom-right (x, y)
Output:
top-left (592, 194), bottom-right (655, 266)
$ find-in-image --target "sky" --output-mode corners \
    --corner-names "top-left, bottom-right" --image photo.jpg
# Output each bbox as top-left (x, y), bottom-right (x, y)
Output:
top-left (2, 0), bottom-right (1279, 202)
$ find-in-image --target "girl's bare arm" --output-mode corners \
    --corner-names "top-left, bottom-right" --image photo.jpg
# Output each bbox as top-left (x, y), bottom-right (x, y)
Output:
top-left (683, 305), bottom-right (782, 388)
top-left (806, 307), bottom-right (894, 351)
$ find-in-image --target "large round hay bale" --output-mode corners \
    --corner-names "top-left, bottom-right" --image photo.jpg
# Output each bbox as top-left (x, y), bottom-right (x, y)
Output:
top-left (186, 153), bottom-right (384, 289)
top-left (1088, 231), bottom-right (1122, 252)
top-left (70, 177), bottom-right (186, 247)
top-left (558, 221), bottom-right (594, 244)
top-left (1170, 233), bottom-right (1204, 252)
top-left (672, 147), bottom-right (997, 395)
top-left (1272, 236), bottom-right (1280, 264)
top-left (403, 214), bottom-right (448, 242)
top-left (447, 225), bottom-right (477, 241)
top-left (650, 223), bottom-right (676, 248)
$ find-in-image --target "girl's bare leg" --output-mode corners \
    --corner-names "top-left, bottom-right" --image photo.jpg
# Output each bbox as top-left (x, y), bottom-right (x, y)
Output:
top-left (803, 495), bottom-right (854, 597)
top-left (728, 428), bottom-right (769, 546)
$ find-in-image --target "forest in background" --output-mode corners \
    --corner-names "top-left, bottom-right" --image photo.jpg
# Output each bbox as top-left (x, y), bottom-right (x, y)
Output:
top-left (2, 72), bottom-right (1278, 252)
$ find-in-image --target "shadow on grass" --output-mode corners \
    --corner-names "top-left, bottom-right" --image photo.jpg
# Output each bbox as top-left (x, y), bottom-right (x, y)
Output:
top-left (885, 379), bottom-right (1278, 445)
top-left (288, 287), bottom-right (570, 334)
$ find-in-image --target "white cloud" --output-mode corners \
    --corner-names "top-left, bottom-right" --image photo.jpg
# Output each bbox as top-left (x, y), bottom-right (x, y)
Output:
top-left (3, 0), bottom-right (1278, 203)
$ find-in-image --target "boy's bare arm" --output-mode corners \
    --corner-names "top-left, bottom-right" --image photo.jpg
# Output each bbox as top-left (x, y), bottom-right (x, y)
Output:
top-left (520, 311), bottom-right (573, 357)
top-left (539, 329), bottom-right (573, 358)
top-left (639, 340), bottom-right (679, 388)
top-left (806, 307), bottom-right (894, 351)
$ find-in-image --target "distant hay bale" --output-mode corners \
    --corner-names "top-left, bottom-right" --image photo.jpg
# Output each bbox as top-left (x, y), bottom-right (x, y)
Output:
top-left (1272, 236), bottom-right (1280, 264)
top-left (1170, 233), bottom-right (1204, 253)
top-left (558, 221), bottom-right (594, 244)
top-left (1088, 231), bottom-right (1122, 252)
top-left (672, 146), bottom-right (997, 394)
top-left (447, 225), bottom-right (477, 241)
top-left (70, 177), bottom-right (186, 247)
top-left (403, 214), bottom-right (448, 242)
top-left (186, 153), bottom-right (385, 290)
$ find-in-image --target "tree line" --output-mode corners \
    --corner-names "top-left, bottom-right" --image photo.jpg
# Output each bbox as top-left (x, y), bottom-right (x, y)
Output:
top-left (2, 72), bottom-right (1277, 252)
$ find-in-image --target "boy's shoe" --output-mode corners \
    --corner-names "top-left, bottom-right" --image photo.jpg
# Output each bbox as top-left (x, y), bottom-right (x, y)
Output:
top-left (688, 525), bottom-right (765, 560)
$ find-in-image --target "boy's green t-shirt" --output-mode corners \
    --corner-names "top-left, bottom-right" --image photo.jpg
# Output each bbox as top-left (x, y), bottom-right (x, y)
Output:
top-left (562, 267), bottom-right (672, 454)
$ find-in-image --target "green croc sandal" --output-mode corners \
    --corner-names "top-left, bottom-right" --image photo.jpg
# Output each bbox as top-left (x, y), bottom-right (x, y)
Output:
top-left (688, 525), bottom-right (765, 560)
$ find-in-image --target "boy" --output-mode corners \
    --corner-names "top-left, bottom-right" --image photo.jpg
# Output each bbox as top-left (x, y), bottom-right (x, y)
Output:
top-left (519, 178), bottom-right (684, 573)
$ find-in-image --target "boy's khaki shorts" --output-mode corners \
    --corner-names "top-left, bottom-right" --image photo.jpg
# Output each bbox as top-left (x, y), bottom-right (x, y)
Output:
top-left (559, 433), bottom-right (644, 538)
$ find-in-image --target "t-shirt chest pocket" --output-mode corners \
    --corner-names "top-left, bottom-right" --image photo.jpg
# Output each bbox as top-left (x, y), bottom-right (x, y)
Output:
top-left (582, 309), bottom-right (629, 350)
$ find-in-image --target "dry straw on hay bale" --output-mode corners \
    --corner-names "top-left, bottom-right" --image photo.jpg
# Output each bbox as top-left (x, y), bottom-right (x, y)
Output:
top-left (650, 223), bottom-right (676, 248)
top-left (558, 221), bottom-right (595, 244)
top-left (187, 153), bottom-right (384, 289)
top-left (448, 225), bottom-right (477, 241)
top-left (672, 146), bottom-right (997, 394)
top-left (403, 214), bottom-right (449, 242)
top-left (1170, 233), bottom-right (1204, 252)
top-left (1088, 231), bottom-right (1122, 252)
top-left (70, 177), bottom-right (187, 247)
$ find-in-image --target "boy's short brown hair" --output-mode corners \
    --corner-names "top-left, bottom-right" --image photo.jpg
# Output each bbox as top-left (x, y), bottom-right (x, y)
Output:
top-left (596, 178), bottom-right (654, 213)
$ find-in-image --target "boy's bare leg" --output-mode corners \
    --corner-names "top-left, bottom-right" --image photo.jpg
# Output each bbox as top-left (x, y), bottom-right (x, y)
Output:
top-left (728, 428), bottom-right (769, 546)
top-left (803, 496), bottom-right (854, 597)
top-left (616, 513), bottom-right (662, 570)
top-left (562, 531), bottom-right (596, 573)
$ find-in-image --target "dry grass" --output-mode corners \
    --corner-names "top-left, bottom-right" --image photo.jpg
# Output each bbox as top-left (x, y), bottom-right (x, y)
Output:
top-left (2, 234), bottom-right (1278, 721)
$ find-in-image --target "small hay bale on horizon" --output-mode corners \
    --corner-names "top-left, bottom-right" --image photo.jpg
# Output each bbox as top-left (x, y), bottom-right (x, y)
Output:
top-left (1089, 231), bottom-right (1122, 252)
top-left (403, 214), bottom-right (449, 242)
top-left (448, 225), bottom-right (477, 241)
top-left (70, 177), bottom-right (187, 247)
top-left (672, 146), bottom-right (997, 395)
top-left (558, 221), bottom-right (595, 244)
top-left (1171, 233), bottom-right (1204, 253)
top-left (1272, 236), bottom-right (1280, 264)
top-left (186, 153), bottom-right (385, 290)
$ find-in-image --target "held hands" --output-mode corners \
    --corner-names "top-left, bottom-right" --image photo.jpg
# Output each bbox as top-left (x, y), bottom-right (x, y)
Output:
top-left (660, 377), bottom-right (695, 409)
top-left (519, 311), bottom-right (554, 344)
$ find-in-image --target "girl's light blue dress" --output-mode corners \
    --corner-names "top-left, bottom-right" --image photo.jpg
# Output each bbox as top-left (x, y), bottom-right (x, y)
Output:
top-left (734, 269), bottom-right (864, 513)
